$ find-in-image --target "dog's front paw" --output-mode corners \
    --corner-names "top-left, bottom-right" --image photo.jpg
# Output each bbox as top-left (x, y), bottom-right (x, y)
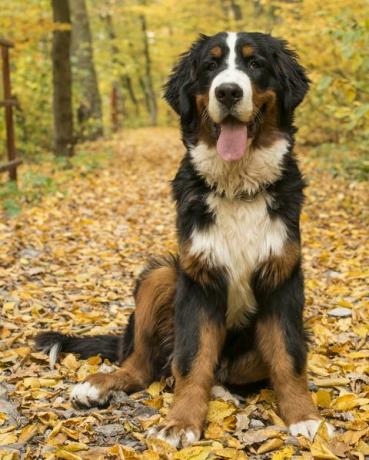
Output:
top-left (289, 419), bottom-right (334, 441)
top-left (148, 419), bottom-right (201, 448)
top-left (71, 374), bottom-right (112, 409)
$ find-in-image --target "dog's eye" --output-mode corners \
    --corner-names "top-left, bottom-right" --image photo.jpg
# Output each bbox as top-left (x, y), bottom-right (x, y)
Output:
top-left (248, 59), bottom-right (261, 70)
top-left (206, 61), bottom-right (217, 72)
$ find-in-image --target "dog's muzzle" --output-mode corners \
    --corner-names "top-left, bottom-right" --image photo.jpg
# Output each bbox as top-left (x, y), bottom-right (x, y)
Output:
top-left (215, 83), bottom-right (243, 110)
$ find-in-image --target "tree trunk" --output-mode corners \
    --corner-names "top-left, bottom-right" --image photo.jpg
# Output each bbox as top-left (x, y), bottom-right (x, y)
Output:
top-left (104, 13), bottom-right (124, 131)
top-left (122, 75), bottom-right (140, 116)
top-left (230, 0), bottom-right (243, 20)
top-left (71, 0), bottom-right (103, 140)
top-left (139, 15), bottom-right (157, 126)
top-left (221, 0), bottom-right (243, 21)
top-left (51, 0), bottom-right (74, 156)
top-left (139, 76), bottom-right (151, 114)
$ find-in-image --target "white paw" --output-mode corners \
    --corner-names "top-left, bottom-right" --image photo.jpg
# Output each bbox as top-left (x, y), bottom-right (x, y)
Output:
top-left (211, 385), bottom-right (240, 406)
top-left (289, 419), bottom-right (334, 441)
top-left (147, 426), bottom-right (200, 448)
top-left (70, 381), bottom-right (110, 408)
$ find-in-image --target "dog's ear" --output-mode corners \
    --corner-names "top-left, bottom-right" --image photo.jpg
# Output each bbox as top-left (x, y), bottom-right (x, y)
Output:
top-left (272, 39), bottom-right (310, 112)
top-left (164, 35), bottom-right (208, 122)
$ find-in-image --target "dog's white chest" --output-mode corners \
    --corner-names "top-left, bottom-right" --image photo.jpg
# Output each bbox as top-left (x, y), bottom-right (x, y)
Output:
top-left (190, 193), bottom-right (287, 328)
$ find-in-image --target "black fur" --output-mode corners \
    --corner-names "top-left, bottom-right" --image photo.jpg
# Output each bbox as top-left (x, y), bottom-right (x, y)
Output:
top-left (35, 32), bottom-right (311, 400)
top-left (34, 331), bottom-right (122, 362)
top-left (174, 271), bottom-right (227, 376)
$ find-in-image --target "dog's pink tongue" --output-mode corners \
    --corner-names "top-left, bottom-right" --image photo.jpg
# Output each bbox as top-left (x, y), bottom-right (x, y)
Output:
top-left (216, 124), bottom-right (248, 161)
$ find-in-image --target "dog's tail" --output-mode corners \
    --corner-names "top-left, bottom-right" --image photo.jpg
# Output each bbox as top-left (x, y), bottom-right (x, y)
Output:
top-left (34, 331), bottom-right (121, 366)
top-left (34, 314), bottom-right (135, 368)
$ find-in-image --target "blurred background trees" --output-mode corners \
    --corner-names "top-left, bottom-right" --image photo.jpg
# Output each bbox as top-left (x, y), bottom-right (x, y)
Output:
top-left (0, 0), bottom-right (368, 169)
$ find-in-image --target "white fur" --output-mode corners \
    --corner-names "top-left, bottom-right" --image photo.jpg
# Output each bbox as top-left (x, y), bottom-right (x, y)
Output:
top-left (148, 426), bottom-right (200, 448)
top-left (208, 32), bottom-right (253, 123)
top-left (190, 192), bottom-right (288, 328)
top-left (289, 419), bottom-right (335, 441)
top-left (48, 343), bottom-right (61, 369)
top-left (70, 381), bottom-right (107, 407)
top-left (190, 138), bottom-right (288, 199)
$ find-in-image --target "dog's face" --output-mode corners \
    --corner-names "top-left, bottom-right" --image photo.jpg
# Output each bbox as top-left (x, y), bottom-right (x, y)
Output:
top-left (165, 32), bottom-right (309, 160)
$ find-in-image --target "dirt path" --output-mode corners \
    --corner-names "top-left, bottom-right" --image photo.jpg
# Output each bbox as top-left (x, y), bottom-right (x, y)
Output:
top-left (0, 129), bottom-right (368, 459)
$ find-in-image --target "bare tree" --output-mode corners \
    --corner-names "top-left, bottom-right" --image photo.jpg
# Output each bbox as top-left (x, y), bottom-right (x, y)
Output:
top-left (51, 0), bottom-right (74, 156)
top-left (71, 0), bottom-right (103, 140)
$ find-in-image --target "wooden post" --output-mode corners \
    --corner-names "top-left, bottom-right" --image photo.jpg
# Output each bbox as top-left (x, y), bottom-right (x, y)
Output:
top-left (1, 43), bottom-right (17, 181)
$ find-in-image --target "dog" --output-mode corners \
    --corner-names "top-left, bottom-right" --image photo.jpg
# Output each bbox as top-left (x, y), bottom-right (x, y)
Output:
top-left (35, 32), bottom-right (333, 448)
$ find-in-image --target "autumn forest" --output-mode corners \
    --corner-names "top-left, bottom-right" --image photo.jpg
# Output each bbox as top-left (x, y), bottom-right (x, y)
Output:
top-left (0, 1), bottom-right (368, 459)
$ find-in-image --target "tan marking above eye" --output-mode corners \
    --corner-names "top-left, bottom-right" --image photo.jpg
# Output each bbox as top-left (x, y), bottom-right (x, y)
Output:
top-left (242, 45), bottom-right (254, 58)
top-left (210, 46), bottom-right (222, 58)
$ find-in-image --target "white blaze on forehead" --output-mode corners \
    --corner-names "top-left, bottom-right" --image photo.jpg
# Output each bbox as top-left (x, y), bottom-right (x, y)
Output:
top-left (208, 32), bottom-right (253, 123)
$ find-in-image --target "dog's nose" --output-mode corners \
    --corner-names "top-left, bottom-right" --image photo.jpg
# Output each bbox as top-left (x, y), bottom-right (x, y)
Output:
top-left (215, 83), bottom-right (243, 108)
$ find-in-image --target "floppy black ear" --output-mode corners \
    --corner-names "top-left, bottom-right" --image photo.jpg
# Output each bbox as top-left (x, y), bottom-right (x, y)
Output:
top-left (273, 39), bottom-right (310, 112)
top-left (164, 35), bottom-right (208, 121)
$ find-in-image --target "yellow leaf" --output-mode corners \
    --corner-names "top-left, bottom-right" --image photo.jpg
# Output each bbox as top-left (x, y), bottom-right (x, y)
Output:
top-left (257, 438), bottom-right (284, 454)
top-left (332, 393), bottom-right (359, 410)
top-left (63, 443), bottom-right (89, 452)
top-left (271, 446), bottom-right (295, 459)
top-left (139, 415), bottom-right (160, 430)
top-left (18, 424), bottom-right (38, 443)
top-left (173, 445), bottom-right (213, 460)
top-left (143, 396), bottom-right (163, 409)
top-left (142, 451), bottom-right (160, 460)
top-left (213, 446), bottom-right (248, 459)
top-left (316, 389), bottom-right (332, 408)
top-left (146, 437), bottom-right (176, 456)
top-left (357, 440), bottom-right (369, 455)
top-left (314, 377), bottom-right (350, 387)
top-left (147, 381), bottom-right (165, 398)
top-left (311, 439), bottom-right (339, 459)
top-left (62, 354), bottom-right (80, 371)
top-left (2, 302), bottom-right (15, 313)
top-left (0, 449), bottom-right (19, 460)
top-left (54, 450), bottom-right (82, 460)
top-left (0, 413), bottom-right (7, 426)
top-left (206, 400), bottom-right (236, 423)
top-left (0, 433), bottom-right (17, 446)
top-left (204, 422), bottom-right (225, 440)
top-left (86, 355), bottom-right (101, 365)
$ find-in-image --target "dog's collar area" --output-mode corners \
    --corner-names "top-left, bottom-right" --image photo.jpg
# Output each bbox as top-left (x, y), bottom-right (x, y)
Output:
top-left (214, 182), bottom-right (271, 201)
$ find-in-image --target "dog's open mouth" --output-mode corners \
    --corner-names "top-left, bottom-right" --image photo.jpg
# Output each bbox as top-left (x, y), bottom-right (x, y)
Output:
top-left (213, 111), bottom-right (262, 162)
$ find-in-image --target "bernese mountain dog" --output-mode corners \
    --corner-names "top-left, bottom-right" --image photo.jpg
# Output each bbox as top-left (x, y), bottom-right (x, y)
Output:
top-left (35, 32), bottom-right (334, 448)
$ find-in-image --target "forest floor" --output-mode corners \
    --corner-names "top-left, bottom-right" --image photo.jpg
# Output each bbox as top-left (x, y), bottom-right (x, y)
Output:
top-left (0, 128), bottom-right (368, 460)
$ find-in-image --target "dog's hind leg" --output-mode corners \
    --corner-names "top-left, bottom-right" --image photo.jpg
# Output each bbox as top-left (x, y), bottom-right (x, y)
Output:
top-left (71, 255), bottom-right (177, 409)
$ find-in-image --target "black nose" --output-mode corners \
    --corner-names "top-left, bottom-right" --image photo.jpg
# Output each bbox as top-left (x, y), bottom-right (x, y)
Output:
top-left (215, 83), bottom-right (243, 108)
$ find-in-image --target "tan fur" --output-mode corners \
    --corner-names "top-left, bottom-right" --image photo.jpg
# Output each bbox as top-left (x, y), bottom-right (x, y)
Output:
top-left (210, 46), bottom-right (222, 58)
top-left (164, 317), bottom-right (225, 433)
top-left (252, 88), bottom-right (280, 148)
top-left (85, 261), bottom-right (177, 396)
top-left (220, 351), bottom-right (269, 385)
top-left (259, 240), bottom-right (301, 288)
top-left (195, 94), bottom-right (216, 147)
top-left (135, 263), bottom-right (176, 353)
top-left (242, 45), bottom-right (254, 57)
top-left (257, 317), bottom-right (319, 425)
top-left (180, 241), bottom-right (212, 285)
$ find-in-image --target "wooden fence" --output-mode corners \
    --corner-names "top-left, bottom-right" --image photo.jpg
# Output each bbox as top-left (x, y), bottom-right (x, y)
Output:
top-left (0, 37), bottom-right (21, 181)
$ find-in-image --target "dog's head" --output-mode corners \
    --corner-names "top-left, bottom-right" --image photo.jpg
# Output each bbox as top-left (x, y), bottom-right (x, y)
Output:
top-left (165, 32), bottom-right (309, 160)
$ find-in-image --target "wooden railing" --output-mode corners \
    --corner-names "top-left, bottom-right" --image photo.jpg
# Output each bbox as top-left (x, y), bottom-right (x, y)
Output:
top-left (0, 38), bottom-right (21, 181)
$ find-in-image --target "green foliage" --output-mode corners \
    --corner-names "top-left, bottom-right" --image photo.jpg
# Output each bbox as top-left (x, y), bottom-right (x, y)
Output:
top-left (0, 0), bottom-right (368, 179)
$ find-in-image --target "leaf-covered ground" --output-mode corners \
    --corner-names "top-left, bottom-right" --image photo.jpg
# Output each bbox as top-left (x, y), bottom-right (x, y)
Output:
top-left (0, 129), bottom-right (368, 459)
